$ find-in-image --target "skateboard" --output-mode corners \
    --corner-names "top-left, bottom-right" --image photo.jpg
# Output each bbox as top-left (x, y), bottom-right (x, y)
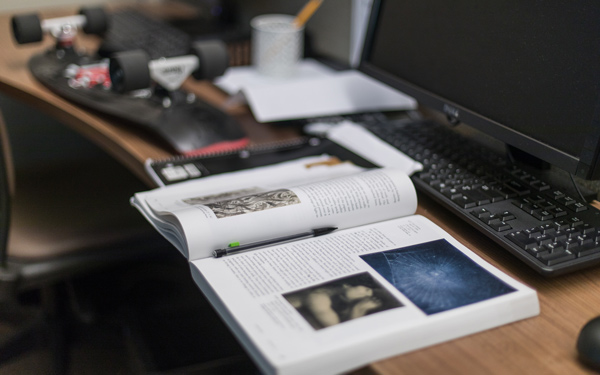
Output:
top-left (12, 8), bottom-right (247, 155)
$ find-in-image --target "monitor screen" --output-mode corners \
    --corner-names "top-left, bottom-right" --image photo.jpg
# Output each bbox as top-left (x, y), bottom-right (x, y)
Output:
top-left (360, 0), bottom-right (600, 179)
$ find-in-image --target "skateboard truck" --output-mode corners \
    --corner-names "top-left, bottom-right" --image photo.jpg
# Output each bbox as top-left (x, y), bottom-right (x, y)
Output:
top-left (12, 7), bottom-right (108, 55)
top-left (109, 40), bottom-right (229, 108)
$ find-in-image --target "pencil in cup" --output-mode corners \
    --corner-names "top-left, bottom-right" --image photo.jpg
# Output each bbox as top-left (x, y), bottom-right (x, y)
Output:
top-left (294, 0), bottom-right (324, 27)
top-left (250, 0), bottom-right (323, 77)
top-left (251, 14), bottom-right (304, 77)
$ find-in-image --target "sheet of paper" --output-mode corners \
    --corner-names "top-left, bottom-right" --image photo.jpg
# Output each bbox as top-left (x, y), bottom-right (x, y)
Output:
top-left (214, 59), bottom-right (416, 123)
top-left (311, 121), bottom-right (423, 175)
top-left (214, 59), bottom-right (336, 95)
top-left (243, 70), bottom-right (416, 122)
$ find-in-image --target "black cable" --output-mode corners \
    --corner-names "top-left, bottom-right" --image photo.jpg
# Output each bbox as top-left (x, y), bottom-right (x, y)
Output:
top-left (569, 173), bottom-right (587, 202)
top-left (506, 145), bottom-right (515, 165)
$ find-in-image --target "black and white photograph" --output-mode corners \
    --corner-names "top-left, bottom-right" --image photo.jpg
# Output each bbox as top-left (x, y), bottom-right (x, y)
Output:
top-left (360, 239), bottom-right (517, 315)
top-left (204, 189), bottom-right (301, 218)
top-left (182, 187), bottom-right (262, 206)
top-left (283, 272), bottom-right (403, 330)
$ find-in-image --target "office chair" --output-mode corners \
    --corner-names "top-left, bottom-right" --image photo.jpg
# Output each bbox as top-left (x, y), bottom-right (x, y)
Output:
top-left (0, 109), bottom-right (169, 374)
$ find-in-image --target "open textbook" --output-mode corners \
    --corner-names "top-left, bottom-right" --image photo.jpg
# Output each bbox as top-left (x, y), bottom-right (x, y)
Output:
top-left (131, 156), bottom-right (539, 375)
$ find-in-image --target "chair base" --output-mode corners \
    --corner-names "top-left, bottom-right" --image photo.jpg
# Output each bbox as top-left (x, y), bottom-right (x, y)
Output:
top-left (0, 284), bottom-right (70, 375)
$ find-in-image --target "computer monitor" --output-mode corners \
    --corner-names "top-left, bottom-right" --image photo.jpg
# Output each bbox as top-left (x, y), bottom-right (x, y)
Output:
top-left (359, 0), bottom-right (600, 180)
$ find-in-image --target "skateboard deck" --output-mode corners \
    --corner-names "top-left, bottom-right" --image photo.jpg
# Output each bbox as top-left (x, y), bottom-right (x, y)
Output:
top-left (28, 49), bottom-right (248, 155)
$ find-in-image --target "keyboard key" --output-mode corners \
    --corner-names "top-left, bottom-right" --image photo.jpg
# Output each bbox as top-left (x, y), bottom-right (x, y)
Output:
top-left (553, 220), bottom-right (571, 231)
top-left (538, 249), bottom-right (576, 265)
top-left (530, 180), bottom-right (550, 191)
top-left (495, 186), bottom-right (518, 199)
top-left (538, 224), bottom-right (556, 235)
top-left (564, 227), bottom-right (582, 238)
top-left (577, 235), bottom-right (594, 246)
top-left (520, 197), bottom-right (536, 206)
top-left (532, 209), bottom-right (554, 221)
top-left (534, 234), bottom-right (553, 246)
top-left (523, 228), bottom-right (541, 238)
top-left (432, 182), bottom-right (450, 191)
top-left (527, 246), bottom-right (546, 257)
top-left (562, 238), bottom-right (580, 250)
top-left (489, 221), bottom-right (512, 232)
top-left (576, 243), bottom-right (600, 257)
top-left (462, 189), bottom-right (491, 205)
top-left (528, 195), bottom-right (546, 204)
top-left (538, 200), bottom-right (556, 210)
top-left (545, 242), bottom-right (565, 253)
top-left (443, 188), bottom-right (463, 200)
top-left (569, 217), bottom-right (584, 227)
top-left (557, 196), bottom-right (577, 206)
top-left (581, 224), bottom-right (596, 235)
top-left (548, 206), bottom-right (567, 217)
top-left (546, 190), bottom-right (566, 200)
top-left (501, 211), bottom-right (517, 221)
top-left (513, 170), bottom-right (530, 179)
top-left (421, 173), bottom-right (441, 185)
top-left (505, 180), bottom-right (531, 195)
top-left (506, 232), bottom-right (538, 250)
top-left (520, 203), bottom-right (538, 214)
top-left (569, 202), bottom-right (588, 212)
top-left (479, 184), bottom-right (505, 202)
top-left (552, 230), bottom-right (568, 242)
top-left (471, 208), bottom-right (492, 219)
top-left (452, 195), bottom-right (477, 208)
top-left (484, 214), bottom-right (502, 224)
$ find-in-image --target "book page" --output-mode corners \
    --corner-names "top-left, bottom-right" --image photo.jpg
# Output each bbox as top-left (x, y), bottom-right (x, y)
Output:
top-left (143, 155), bottom-right (363, 214)
top-left (150, 167), bottom-right (417, 260)
top-left (132, 155), bottom-right (365, 258)
top-left (190, 215), bottom-right (539, 375)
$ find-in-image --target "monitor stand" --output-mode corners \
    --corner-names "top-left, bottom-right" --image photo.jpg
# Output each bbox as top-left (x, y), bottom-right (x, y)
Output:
top-left (507, 145), bottom-right (551, 171)
top-left (506, 145), bottom-right (596, 202)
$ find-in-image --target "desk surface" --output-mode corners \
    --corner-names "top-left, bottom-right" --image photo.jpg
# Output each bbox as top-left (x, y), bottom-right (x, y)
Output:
top-left (1, 5), bottom-right (599, 375)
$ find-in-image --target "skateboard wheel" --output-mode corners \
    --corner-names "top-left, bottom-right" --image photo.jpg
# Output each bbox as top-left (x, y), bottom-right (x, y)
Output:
top-left (109, 50), bottom-right (151, 92)
top-left (79, 7), bottom-right (108, 35)
top-left (11, 13), bottom-right (43, 44)
top-left (190, 40), bottom-right (229, 80)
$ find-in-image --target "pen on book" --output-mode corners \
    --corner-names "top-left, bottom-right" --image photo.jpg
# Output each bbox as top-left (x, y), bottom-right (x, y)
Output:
top-left (213, 227), bottom-right (338, 258)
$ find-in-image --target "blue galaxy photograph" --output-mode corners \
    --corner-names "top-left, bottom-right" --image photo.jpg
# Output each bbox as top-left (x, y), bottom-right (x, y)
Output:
top-left (360, 239), bottom-right (516, 315)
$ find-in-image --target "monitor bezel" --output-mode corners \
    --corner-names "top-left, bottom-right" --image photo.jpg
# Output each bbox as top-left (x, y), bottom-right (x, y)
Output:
top-left (358, 0), bottom-right (600, 180)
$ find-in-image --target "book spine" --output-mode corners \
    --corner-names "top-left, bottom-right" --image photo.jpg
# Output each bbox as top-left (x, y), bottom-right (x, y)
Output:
top-left (146, 137), bottom-right (320, 186)
top-left (150, 136), bottom-right (313, 165)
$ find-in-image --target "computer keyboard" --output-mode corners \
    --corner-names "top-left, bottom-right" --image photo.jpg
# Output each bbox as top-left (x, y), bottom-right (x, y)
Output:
top-left (362, 118), bottom-right (600, 276)
top-left (98, 9), bottom-right (191, 59)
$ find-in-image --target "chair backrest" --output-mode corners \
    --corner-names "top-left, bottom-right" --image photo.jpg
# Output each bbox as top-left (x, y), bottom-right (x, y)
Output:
top-left (0, 106), bottom-right (166, 293)
top-left (0, 110), bottom-right (13, 267)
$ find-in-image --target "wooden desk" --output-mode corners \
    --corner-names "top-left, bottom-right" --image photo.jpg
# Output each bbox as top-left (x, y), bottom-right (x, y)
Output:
top-left (0, 6), bottom-right (599, 375)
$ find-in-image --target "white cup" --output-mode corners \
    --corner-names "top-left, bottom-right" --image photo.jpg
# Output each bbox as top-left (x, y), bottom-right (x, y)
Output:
top-left (251, 14), bottom-right (304, 77)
